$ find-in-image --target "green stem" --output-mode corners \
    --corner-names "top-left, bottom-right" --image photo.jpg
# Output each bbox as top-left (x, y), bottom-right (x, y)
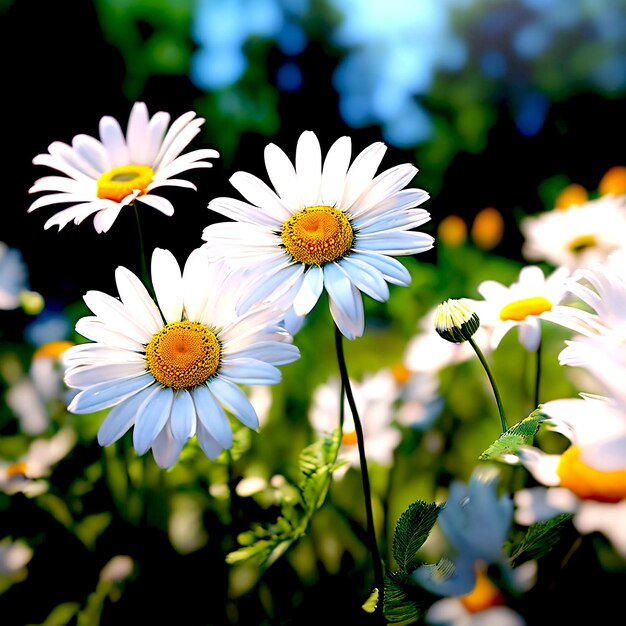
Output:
top-left (334, 325), bottom-right (384, 616)
top-left (468, 336), bottom-right (508, 433)
top-left (133, 202), bottom-right (153, 295)
top-left (534, 335), bottom-right (542, 409)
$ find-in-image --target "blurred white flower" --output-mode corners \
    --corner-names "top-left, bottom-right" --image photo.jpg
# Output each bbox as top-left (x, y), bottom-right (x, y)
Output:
top-left (471, 265), bottom-right (571, 351)
top-left (0, 242), bottom-right (35, 311)
top-left (520, 194), bottom-right (626, 271)
top-left (511, 395), bottom-right (626, 558)
top-left (0, 537), bottom-right (33, 577)
top-left (308, 369), bottom-right (402, 477)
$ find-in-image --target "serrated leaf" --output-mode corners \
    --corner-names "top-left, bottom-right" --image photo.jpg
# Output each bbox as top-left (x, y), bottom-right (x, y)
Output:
top-left (383, 572), bottom-right (427, 626)
top-left (479, 408), bottom-right (548, 461)
top-left (393, 500), bottom-right (444, 573)
top-left (509, 513), bottom-right (574, 564)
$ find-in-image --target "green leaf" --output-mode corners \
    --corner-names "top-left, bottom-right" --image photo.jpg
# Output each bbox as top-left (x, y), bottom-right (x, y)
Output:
top-left (392, 500), bottom-right (444, 573)
top-left (225, 429), bottom-right (342, 570)
top-left (509, 513), bottom-right (574, 564)
top-left (73, 512), bottom-right (113, 550)
top-left (361, 588), bottom-right (379, 613)
top-left (383, 572), bottom-right (427, 626)
top-left (26, 602), bottom-right (80, 626)
top-left (479, 408), bottom-right (548, 461)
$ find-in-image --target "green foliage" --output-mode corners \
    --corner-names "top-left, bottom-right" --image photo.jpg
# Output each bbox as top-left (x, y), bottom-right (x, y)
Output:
top-left (508, 513), bottom-right (575, 565)
top-left (479, 408), bottom-right (548, 461)
top-left (225, 427), bottom-right (345, 570)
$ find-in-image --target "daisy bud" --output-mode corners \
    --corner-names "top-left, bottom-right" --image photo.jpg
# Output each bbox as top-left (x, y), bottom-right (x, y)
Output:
top-left (434, 298), bottom-right (480, 343)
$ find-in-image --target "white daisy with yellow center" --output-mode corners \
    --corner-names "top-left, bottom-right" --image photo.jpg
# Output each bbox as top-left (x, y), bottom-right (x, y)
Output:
top-left (201, 130), bottom-right (433, 340)
top-left (471, 265), bottom-right (571, 352)
top-left (519, 194), bottom-right (626, 271)
top-left (28, 102), bottom-right (219, 233)
top-left (512, 395), bottom-right (626, 558)
top-left (63, 248), bottom-right (300, 469)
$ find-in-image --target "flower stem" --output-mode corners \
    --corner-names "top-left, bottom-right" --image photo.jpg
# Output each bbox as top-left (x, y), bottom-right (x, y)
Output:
top-left (334, 325), bottom-right (385, 615)
top-left (534, 335), bottom-right (542, 409)
top-left (133, 202), bottom-right (154, 296)
top-left (468, 336), bottom-right (508, 433)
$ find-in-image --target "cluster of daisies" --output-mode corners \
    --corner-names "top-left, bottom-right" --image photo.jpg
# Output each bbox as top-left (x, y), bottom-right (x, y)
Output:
top-left (25, 101), bottom-right (434, 469)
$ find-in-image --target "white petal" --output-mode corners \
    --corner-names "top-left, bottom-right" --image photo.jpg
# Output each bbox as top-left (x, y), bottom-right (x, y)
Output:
top-left (516, 446), bottom-right (562, 486)
top-left (151, 248), bottom-right (183, 323)
top-left (93, 203), bottom-right (127, 234)
top-left (219, 358), bottom-right (281, 385)
top-left (356, 230), bottom-right (434, 255)
top-left (65, 362), bottom-right (146, 388)
top-left (99, 114), bottom-right (130, 166)
top-left (324, 263), bottom-right (364, 339)
top-left (170, 389), bottom-right (197, 443)
top-left (236, 262), bottom-right (304, 314)
top-left (133, 386), bottom-right (174, 455)
top-left (518, 317), bottom-right (541, 352)
top-left (68, 373), bottom-right (155, 414)
top-left (264, 142), bottom-right (302, 210)
top-left (97, 384), bottom-right (156, 446)
top-left (192, 383), bottom-right (233, 448)
top-left (230, 171), bottom-right (292, 222)
top-left (338, 256), bottom-right (389, 302)
top-left (115, 266), bottom-right (163, 334)
top-left (321, 136), bottom-right (351, 207)
top-left (75, 318), bottom-right (145, 351)
top-left (293, 265), bottom-right (324, 316)
top-left (135, 194), bottom-right (175, 217)
top-left (348, 251), bottom-right (411, 285)
top-left (224, 341), bottom-right (300, 366)
top-left (196, 422), bottom-right (224, 460)
top-left (295, 131), bottom-right (322, 207)
top-left (207, 197), bottom-right (281, 228)
top-left (182, 248), bottom-right (210, 322)
top-left (340, 142), bottom-right (387, 209)
top-left (151, 422), bottom-right (184, 469)
top-left (208, 377), bottom-right (260, 430)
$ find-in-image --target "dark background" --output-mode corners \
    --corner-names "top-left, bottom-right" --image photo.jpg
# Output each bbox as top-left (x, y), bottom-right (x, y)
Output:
top-left (3, 0), bottom-right (626, 309)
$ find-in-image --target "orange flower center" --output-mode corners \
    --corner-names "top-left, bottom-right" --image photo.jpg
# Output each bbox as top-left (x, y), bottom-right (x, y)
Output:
top-left (499, 296), bottom-right (552, 322)
top-left (96, 164), bottom-right (155, 203)
top-left (557, 444), bottom-right (626, 502)
top-left (145, 321), bottom-right (221, 389)
top-left (342, 429), bottom-right (358, 446)
top-left (33, 340), bottom-right (75, 360)
top-left (281, 206), bottom-right (353, 265)
top-left (460, 566), bottom-right (504, 613)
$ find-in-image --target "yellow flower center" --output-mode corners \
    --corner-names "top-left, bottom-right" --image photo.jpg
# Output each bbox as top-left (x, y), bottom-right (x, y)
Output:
top-left (145, 321), bottom-right (221, 390)
top-left (499, 296), bottom-right (552, 322)
top-left (96, 164), bottom-right (155, 203)
top-left (555, 183), bottom-right (588, 209)
top-left (7, 462), bottom-right (28, 478)
top-left (567, 234), bottom-right (598, 254)
top-left (281, 206), bottom-right (354, 265)
top-left (391, 363), bottom-right (412, 385)
top-left (599, 165), bottom-right (626, 196)
top-left (460, 566), bottom-right (504, 613)
top-left (557, 444), bottom-right (626, 503)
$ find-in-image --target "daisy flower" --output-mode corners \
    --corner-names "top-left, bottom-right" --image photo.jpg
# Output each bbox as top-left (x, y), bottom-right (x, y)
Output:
top-left (201, 130), bottom-right (433, 339)
top-left (0, 428), bottom-right (76, 497)
top-left (28, 102), bottom-right (219, 233)
top-left (470, 265), bottom-right (571, 352)
top-left (63, 248), bottom-right (300, 469)
top-left (308, 369), bottom-right (402, 477)
top-left (519, 194), bottom-right (626, 271)
top-left (511, 395), bottom-right (626, 558)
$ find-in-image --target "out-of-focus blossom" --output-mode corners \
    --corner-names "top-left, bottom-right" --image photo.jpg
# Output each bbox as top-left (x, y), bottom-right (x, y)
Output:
top-left (437, 215), bottom-right (467, 248)
top-left (470, 265), bottom-right (571, 351)
top-left (0, 242), bottom-right (41, 312)
top-left (471, 207), bottom-right (504, 251)
top-left (0, 537), bottom-right (33, 591)
top-left (520, 194), bottom-right (626, 270)
top-left (5, 340), bottom-right (75, 435)
top-left (0, 428), bottom-right (76, 497)
top-left (308, 369), bottom-right (402, 477)
top-left (599, 166), bottom-right (626, 196)
top-left (413, 466), bottom-right (534, 625)
top-left (511, 395), bottom-right (626, 559)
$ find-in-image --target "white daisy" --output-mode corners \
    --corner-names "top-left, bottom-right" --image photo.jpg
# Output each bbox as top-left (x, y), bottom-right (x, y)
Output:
top-left (28, 102), bottom-right (219, 233)
top-left (201, 130), bottom-right (433, 339)
top-left (308, 369), bottom-right (402, 477)
top-left (64, 248), bottom-right (300, 469)
top-left (511, 395), bottom-right (626, 558)
top-left (519, 194), bottom-right (626, 271)
top-left (0, 537), bottom-right (33, 578)
top-left (470, 265), bottom-right (572, 352)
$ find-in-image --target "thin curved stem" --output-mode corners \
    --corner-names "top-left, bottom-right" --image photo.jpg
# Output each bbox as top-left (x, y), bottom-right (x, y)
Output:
top-left (334, 325), bottom-right (385, 615)
top-left (534, 335), bottom-right (542, 409)
top-left (468, 336), bottom-right (508, 433)
top-left (133, 202), bottom-right (153, 296)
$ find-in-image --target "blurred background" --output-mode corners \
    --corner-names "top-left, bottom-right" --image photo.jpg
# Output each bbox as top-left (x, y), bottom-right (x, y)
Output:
top-left (1, 0), bottom-right (626, 624)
